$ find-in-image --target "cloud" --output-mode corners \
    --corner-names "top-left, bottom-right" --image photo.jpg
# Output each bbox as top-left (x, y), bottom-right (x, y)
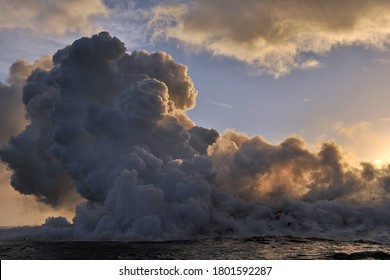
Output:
top-left (0, 0), bottom-right (107, 34)
top-left (1, 32), bottom-right (390, 242)
top-left (206, 100), bottom-right (233, 109)
top-left (149, 0), bottom-right (390, 77)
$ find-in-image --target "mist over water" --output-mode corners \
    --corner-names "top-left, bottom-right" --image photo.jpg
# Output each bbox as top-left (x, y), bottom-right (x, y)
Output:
top-left (1, 32), bottom-right (390, 242)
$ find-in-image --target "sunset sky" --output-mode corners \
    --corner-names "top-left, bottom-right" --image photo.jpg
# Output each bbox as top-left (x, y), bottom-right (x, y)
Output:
top-left (1, 0), bottom-right (390, 230)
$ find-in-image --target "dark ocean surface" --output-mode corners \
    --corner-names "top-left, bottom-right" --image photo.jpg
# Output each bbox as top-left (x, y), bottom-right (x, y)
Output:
top-left (1, 235), bottom-right (390, 260)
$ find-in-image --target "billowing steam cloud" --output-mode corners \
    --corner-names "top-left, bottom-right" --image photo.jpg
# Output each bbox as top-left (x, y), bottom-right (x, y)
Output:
top-left (150, 0), bottom-right (390, 77)
top-left (1, 32), bottom-right (390, 242)
top-left (0, 57), bottom-right (52, 144)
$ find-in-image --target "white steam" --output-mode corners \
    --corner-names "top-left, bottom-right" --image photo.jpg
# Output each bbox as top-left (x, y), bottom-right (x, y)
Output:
top-left (0, 32), bottom-right (390, 242)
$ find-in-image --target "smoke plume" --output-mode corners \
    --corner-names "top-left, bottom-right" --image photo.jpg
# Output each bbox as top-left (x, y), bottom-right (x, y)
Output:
top-left (0, 57), bottom-right (52, 144)
top-left (1, 32), bottom-right (390, 242)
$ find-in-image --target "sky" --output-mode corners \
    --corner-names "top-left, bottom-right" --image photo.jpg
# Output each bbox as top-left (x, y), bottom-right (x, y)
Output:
top-left (0, 0), bottom-right (390, 237)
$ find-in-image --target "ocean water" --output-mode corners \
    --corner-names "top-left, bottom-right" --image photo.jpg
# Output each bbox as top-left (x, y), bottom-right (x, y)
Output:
top-left (1, 236), bottom-right (390, 260)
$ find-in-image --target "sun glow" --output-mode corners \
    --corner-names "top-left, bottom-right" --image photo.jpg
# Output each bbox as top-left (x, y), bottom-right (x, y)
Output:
top-left (373, 158), bottom-right (390, 167)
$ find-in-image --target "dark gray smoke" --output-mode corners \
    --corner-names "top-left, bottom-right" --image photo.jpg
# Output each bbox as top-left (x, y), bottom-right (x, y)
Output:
top-left (1, 32), bottom-right (390, 242)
